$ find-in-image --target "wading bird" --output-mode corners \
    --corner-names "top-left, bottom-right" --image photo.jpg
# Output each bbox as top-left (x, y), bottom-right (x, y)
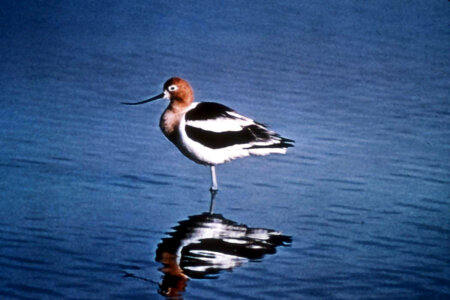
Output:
top-left (123, 77), bottom-right (293, 192)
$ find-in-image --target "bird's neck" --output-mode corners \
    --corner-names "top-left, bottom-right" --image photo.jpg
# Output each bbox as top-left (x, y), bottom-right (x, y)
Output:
top-left (159, 101), bottom-right (192, 143)
top-left (168, 98), bottom-right (192, 113)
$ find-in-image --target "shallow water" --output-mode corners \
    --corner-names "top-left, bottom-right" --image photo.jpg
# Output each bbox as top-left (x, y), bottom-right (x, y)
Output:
top-left (1, 0), bottom-right (449, 299)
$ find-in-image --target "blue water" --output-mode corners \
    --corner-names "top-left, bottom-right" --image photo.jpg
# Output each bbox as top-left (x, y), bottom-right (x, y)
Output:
top-left (1, 1), bottom-right (449, 299)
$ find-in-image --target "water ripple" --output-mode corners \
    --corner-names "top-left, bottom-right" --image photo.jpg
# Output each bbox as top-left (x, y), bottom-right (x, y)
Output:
top-left (6, 284), bottom-right (64, 298)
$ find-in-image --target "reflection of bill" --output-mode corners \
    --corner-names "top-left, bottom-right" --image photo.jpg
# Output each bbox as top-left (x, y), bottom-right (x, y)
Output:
top-left (156, 213), bottom-right (291, 298)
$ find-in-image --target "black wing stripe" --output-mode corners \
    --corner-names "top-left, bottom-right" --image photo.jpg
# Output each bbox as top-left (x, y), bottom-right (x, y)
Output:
top-left (186, 125), bottom-right (253, 149)
top-left (186, 124), bottom-right (293, 150)
top-left (185, 102), bottom-right (236, 121)
top-left (246, 140), bottom-right (294, 150)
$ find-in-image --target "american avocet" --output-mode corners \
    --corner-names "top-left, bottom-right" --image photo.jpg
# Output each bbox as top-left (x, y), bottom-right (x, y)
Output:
top-left (123, 77), bottom-right (294, 192)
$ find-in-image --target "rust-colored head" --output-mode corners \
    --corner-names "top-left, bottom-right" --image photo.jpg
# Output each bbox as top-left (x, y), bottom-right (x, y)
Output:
top-left (122, 77), bottom-right (194, 107)
top-left (163, 77), bottom-right (194, 105)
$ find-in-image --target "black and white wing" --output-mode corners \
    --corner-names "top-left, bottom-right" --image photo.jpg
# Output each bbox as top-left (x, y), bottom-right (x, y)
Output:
top-left (184, 102), bottom-right (294, 151)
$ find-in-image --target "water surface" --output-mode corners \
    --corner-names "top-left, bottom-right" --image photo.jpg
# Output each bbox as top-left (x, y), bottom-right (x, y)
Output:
top-left (0, 0), bottom-right (449, 299)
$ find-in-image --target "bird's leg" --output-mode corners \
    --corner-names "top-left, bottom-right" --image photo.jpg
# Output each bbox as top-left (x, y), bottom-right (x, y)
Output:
top-left (208, 166), bottom-right (218, 214)
top-left (210, 165), bottom-right (218, 192)
top-left (208, 188), bottom-right (217, 214)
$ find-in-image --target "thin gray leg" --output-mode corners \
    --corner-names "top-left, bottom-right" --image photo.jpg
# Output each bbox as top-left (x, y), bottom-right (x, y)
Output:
top-left (210, 165), bottom-right (218, 191)
top-left (208, 189), bottom-right (217, 214)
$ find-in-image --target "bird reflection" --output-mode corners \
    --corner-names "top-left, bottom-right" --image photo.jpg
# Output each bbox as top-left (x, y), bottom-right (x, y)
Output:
top-left (155, 206), bottom-right (291, 298)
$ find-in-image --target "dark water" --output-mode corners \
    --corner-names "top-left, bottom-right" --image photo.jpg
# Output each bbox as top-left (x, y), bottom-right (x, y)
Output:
top-left (1, 0), bottom-right (449, 299)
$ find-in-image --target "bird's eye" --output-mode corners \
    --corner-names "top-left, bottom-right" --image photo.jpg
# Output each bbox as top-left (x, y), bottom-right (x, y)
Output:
top-left (168, 85), bottom-right (178, 92)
